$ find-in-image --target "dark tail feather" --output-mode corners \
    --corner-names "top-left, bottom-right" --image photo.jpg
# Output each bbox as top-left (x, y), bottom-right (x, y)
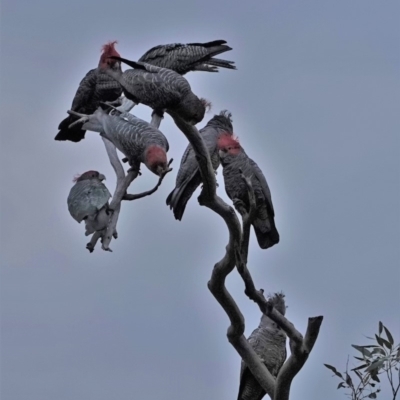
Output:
top-left (201, 40), bottom-right (228, 47)
top-left (109, 56), bottom-right (144, 70)
top-left (206, 58), bottom-right (236, 70)
top-left (193, 65), bottom-right (219, 72)
top-left (55, 116), bottom-right (86, 142)
top-left (166, 174), bottom-right (202, 221)
top-left (165, 187), bottom-right (190, 221)
top-left (252, 217), bottom-right (280, 250)
top-left (188, 40), bottom-right (227, 47)
top-left (203, 44), bottom-right (232, 59)
top-left (166, 190), bottom-right (174, 206)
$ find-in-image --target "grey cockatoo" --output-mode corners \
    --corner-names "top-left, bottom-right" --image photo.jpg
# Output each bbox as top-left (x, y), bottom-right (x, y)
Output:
top-left (166, 110), bottom-right (234, 220)
top-left (67, 170), bottom-right (112, 236)
top-left (55, 42), bottom-right (123, 142)
top-left (82, 107), bottom-right (170, 176)
top-left (138, 40), bottom-right (236, 74)
top-left (102, 57), bottom-right (209, 125)
top-left (237, 293), bottom-right (287, 400)
top-left (218, 135), bottom-right (279, 249)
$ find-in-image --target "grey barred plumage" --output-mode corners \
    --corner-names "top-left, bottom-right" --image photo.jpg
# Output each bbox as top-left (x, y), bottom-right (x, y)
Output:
top-left (82, 107), bottom-right (169, 176)
top-left (138, 40), bottom-right (236, 75)
top-left (218, 136), bottom-right (279, 249)
top-left (166, 111), bottom-right (234, 220)
top-left (104, 58), bottom-right (207, 125)
top-left (237, 293), bottom-right (287, 400)
top-left (67, 171), bottom-right (111, 224)
top-left (55, 42), bottom-right (123, 143)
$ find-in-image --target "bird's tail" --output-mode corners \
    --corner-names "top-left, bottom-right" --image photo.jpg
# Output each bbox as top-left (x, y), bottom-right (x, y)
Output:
top-left (166, 187), bottom-right (189, 221)
top-left (192, 41), bottom-right (236, 71)
top-left (55, 116), bottom-right (86, 142)
top-left (205, 58), bottom-right (236, 70)
top-left (252, 217), bottom-right (280, 250)
top-left (166, 174), bottom-right (202, 221)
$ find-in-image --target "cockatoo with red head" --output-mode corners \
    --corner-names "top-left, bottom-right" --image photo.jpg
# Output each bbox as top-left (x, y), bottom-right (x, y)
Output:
top-left (55, 41), bottom-right (123, 142)
top-left (101, 56), bottom-right (210, 125)
top-left (218, 135), bottom-right (280, 250)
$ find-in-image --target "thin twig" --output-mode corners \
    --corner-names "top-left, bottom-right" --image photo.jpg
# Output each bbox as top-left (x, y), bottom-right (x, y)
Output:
top-left (123, 159), bottom-right (173, 201)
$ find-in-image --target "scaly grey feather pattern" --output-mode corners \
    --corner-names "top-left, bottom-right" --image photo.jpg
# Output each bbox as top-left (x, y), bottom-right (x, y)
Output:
top-left (220, 146), bottom-right (279, 249)
top-left (237, 294), bottom-right (287, 400)
top-left (56, 68), bottom-right (122, 142)
top-left (138, 40), bottom-right (236, 75)
top-left (68, 178), bottom-right (111, 223)
top-left (105, 59), bottom-right (206, 124)
top-left (166, 111), bottom-right (233, 220)
top-left (82, 108), bottom-right (169, 174)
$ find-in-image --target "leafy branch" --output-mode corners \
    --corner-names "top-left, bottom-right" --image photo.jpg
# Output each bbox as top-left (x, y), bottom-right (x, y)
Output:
top-left (325, 322), bottom-right (400, 400)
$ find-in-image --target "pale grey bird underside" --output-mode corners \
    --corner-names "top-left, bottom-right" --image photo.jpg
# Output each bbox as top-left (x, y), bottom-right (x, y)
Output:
top-left (67, 179), bottom-right (111, 223)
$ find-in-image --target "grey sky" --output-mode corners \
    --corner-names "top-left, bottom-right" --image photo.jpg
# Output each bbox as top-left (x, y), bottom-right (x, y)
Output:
top-left (1, 0), bottom-right (399, 399)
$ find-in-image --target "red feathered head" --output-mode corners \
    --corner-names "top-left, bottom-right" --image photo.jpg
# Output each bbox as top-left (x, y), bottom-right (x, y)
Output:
top-left (145, 146), bottom-right (168, 176)
top-left (99, 41), bottom-right (120, 68)
top-left (217, 133), bottom-right (240, 154)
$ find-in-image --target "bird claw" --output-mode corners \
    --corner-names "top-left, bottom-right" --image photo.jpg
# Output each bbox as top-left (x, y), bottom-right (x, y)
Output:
top-left (86, 242), bottom-right (94, 253)
top-left (128, 166), bottom-right (141, 175)
top-left (105, 206), bottom-right (114, 216)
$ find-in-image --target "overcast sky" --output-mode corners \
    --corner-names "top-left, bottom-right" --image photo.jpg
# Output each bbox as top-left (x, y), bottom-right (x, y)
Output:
top-left (1, 0), bottom-right (399, 399)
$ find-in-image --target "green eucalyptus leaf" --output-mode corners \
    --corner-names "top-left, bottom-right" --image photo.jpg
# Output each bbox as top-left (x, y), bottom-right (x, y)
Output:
top-left (324, 364), bottom-right (343, 379)
top-left (383, 326), bottom-right (394, 345)
top-left (371, 374), bottom-right (380, 383)
top-left (375, 335), bottom-right (385, 347)
top-left (352, 345), bottom-right (372, 357)
top-left (352, 363), bottom-right (369, 371)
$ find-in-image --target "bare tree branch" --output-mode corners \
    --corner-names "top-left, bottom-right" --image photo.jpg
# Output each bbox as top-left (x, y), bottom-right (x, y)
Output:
top-left (123, 159), bottom-right (173, 201)
top-left (168, 111), bottom-right (324, 399)
top-left (86, 230), bottom-right (103, 253)
top-left (67, 99), bottom-right (170, 252)
top-left (99, 137), bottom-right (138, 251)
top-left (150, 111), bottom-right (163, 128)
top-left (167, 111), bottom-right (276, 397)
top-left (274, 316), bottom-right (324, 400)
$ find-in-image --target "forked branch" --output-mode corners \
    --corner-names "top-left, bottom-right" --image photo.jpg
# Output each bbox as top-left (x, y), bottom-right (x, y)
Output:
top-left (68, 101), bottom-right (169, 252)
top-left (169, 111), bottom-right (323, 399)
top-left (167, 111), bottom-right (276, 397)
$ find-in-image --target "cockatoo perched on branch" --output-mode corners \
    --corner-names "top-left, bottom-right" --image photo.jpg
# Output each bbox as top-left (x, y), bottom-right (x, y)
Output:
top-left (166, 110), bottom-right (234, 220)
top-left (138, 40), bottom-right (236, 74)
top-left (102, 57), bottom-right (210, 125)
top-left (237, 293), bottom-right (287, 400)
top-left (55, 42), bottom-right (123, 143)
top-left (218, 135), bottom-right (280, 249)
top-left (67, 171), bottom-right (112, 236)
top-left (79, 107), bottom-right (170, 176)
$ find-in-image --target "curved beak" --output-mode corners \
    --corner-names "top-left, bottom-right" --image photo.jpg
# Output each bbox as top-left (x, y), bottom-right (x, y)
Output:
top-left (98, 174), bottom-right (106, 181)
